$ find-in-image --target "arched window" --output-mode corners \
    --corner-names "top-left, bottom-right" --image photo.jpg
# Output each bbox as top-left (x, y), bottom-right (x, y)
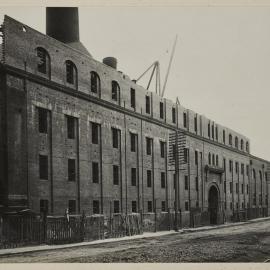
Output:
top-left (112, 80), bottom-right (120, 102)
top-left (36, 47), bottom-right (50, 77)
top-left (241, 139), bottom-right (244, 150)
top-left (212, 154), bottom-right (215, 165)
top-left (235, 137), bottom-right (238, 149)
top-left (208, 153), bottom-right (211, 165)
top-left (216, 155), bottom-right (219, 166)
top-left (259, 171), bottom-right (262, 180)
top-left (229, 134), bottom-right (232, 145)
top-left (246, 142), bottom-right (249, 152)
top-left (90, 71), bottom-right (100, 94)
top-left (65, 60), bottom-right (77, 87)
top-left (223, 130), bottom-right (226, 144)
top-left (253, 169), bottom-right (256, 179)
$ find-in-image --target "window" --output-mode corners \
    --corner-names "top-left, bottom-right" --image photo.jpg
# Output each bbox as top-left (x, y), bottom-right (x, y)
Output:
top-left (40, 199), bottom-right (49, 213)
top-left (208, 122), bottom-right (210, 138)
top-left (160, 141), bottom-right (165, 158)
top-left (160, 102), bottom-right (164, 119)
top-left (242, 202), bottom-right (244, 209)
top-left (91, 122), bottom-right (99, 144)
top-left (230, 182), bottom-right (232, 193)
top-left (161, 201), bottom-right (166, 212)
top-left (172, 107), bottom-right (176, 124)
top-left (247, 184), bottom-right (249, 194)
top-left (241, 184), bottom-right (244, 194)
top-left (194, 116), bottom-right (197, 133)
top-left (184, 148), bottom-right (188, 163)
top-left (68, 200), bottom-right (76, 214)
top-left (229, 160), bottom-right (233, 172)
top-left (147, 170), bottom-right (152, 187)
top-left (93, 200), bottom-right (100, 214)
top-left (39, 155), bottom-right (48, 180)
top-left (185, 201), bottom-right (189, 211)
top-left (246, 165), bottom-right (249, 176)
top-left (183, 113), bottom-right (187, 128)
top-left (67, 116), bottom-right (76, 139)
top-left (241, 139), bottom-right (244, 150)
top-left (241, 164), bottom-right (244, 175)
top-left (235, 137), bottom-right (238, 149)
top-left (215, 126), bottom-right (218, 140)
top-left (253, 194), bottom-right (256, 205)
top-left (259, 171), bottom-right (262, 180)
top-left (208, 153), bottom-right (211, 165)
top-left (66, 60), bottom-right (77, 86)
top-left (112, 128), bottom-right (119, 149)
top-left (92, 162), bottom-right (99, 183)
top-left (68, 159), bottom-right (76, 181)
top-left (253, 169), bottom-right (256, 179)
top-left (229, 134), bottom-right (232, 145)
top-left (195, 177), bottom-right (198, 191)
top-left (223, 130), bottom-right (226, 144)
top-left (161, 172), bottom-right (166, 188)
top-left (112, 81), bottom-right (120, 102)
top-left (130, 88), bottom-right (136, 109)
top-left (90, 71), bottom-right (100, 93)
top-left (114, 200), bottom-right (120, 213)
top-left (212, 124), bottom-right (214, 139)
top-left (38, 107), bottom-right (48, 134)
top-left (246, 142), bottom-right (249, 152)
top-left (216, 155), bottom-right (219, 166)
top-left (173, 174), bottom-right (176, 189)
top-left (236, 183), bottom-right (239, 194)
top-left (113, 165), bottom-right (119, 185)
top-left (184, 176), bottom-right (188, 190)
top-left (224, 181), bottom-right (226, 193)
top-left (195, 151), bottom-right (198, 165)
top-left (145, 95), bottom-right (150, 114)
top-left (265, 172), bottom-right (268, 182)
top-left (230, 202), bottom-right (233, 210)
top-left (131, 168), bottom-right (137, 186)
top-left (132, 201), bottom-right (137, 213)
top-left (223, 158), bottom-right (226, 170)
top-left (37, 47), bottom-right (50, 76)
top-left (212, 154), bottom-right (215, 166)
top-left (235, 162), bottom-right (238, 174)
top-left (148, 201), bottom-right (153, 212)
top-left (130, 133), bottom-right (137, 152)
top-left (146, 137), bottom-right (152, 155)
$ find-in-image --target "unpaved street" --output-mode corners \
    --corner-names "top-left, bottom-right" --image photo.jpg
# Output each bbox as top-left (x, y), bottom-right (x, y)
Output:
top-left (1, 219), bottom-right (270, 263)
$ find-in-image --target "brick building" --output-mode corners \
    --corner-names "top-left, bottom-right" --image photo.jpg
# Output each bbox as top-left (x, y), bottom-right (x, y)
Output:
top-left (0, 7), bottom-right (269, 225)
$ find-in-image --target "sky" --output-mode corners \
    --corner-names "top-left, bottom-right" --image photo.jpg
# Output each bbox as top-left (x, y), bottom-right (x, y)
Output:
top-left (0, 5), bottom-right (270, 160)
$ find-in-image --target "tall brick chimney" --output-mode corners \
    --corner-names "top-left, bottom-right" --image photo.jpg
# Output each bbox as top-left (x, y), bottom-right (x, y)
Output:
top-left (46, 7), bottom-right (92, 57)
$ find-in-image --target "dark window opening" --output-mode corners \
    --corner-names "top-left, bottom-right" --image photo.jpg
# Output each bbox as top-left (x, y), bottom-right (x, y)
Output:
top-left (112, 128), bottom-right (119, 149)
top-left (223, 130), bottom-right (226, 144)
top-left (173, 174), bottom-right (176, 189)
top-left (194, 116), bottom-right (197, 133)
top-left (112, 81), bottom-right (120, 102)
top-left (185, 201), bottom-right (189, 211)
top-left (236, 183), bottom-right (239, 194)
top-left (216, 155), bottom-right (219, 166)
top-left (147, 170), bottom-right (152, 187)
top-left (146, 137), bottom-right (152, 155)
top-left (183, 112), bottom-right (187, 128)
top-left (114, 200), bottom-right (120, 213)
top-left (130, 88), bottom-right (136, 109)
top-left (246, 165), bottom-right (249, 176)
top-left (241, 164), bottom-right (244, 175)
top-left (131, 168), bottom-right (137, 186)
top-left (147, 201), bottom-right (153, 212)
top-left (161, 172), bottom-right (166, 188)
top-left (224, 181), bottom-right (226, 193)
top-left (38, 107), bottom-right (48, 134)
top-left (113, 165), bottom-right (119, 185)
top-left (229, 134), bottom-right (232, 146)
top-left (195, 177), bottom-right (198, 191)
top-left (235, 137), bottom-right (238, 149)
top-left (241, 139), bottom-right (244, 150)
top-left (132, 201), bottom-right (137, 212)
top-left (91, 122), bottom-right (99, 144)
top-left (215, 126), bottom-right (218, 140)
top-left (212, 124), bottom-right (214, 139)
top-left (246, 142), bottom-right (249, 152)
top-left (40, 199), bottom-right (49, 213)
top-left (247, 184), bottom-right (249, 194)
top-left (195, 151), bottom-right (198, 165)
top-left (67, 116), bottom-right (76, 139)
top-left (208, 122), bottom-right (210, 137)
top-left (212, 154), bottom-right (215, 166)
top-left (172, 107), bottom-right (176, 124)
top-left (68, 200), bottom-right (76, 214)
top-left (230, 182), bottom-right (232, 193)
top-left (145, 95), bottom-right (150, 114)
top-left (184, 148), bottom-right (188, 163)
top-left (68, 159), bottom-right (76, 181)
top-left (160, 141), bottom-right (165, 158)
top-left (161, 201), bottom-right (166, 212)
top-left (235, 162), bottom-right (238, 174)
top-left (208, 153), bottom-right (211, 165)
top-left (39, 155), bottom-right (48, 180)
top-left (37, 47), bottom-right (50, 75)
top-left (130, 133), bottom-right (137, 152)
top-left (229, 160), bottom-right (233, 172)
top-left (93, 200), bottom-right (100, 214)
top-left (184, 176), bottom-right (188, 190)
top-left (160, 102), bottom-right (164, 119)
top-left (92, 162), bottom-right (99, 183)
top-left (90, 71), bottom-right (100, 93)
top-left (66, 60), bottom-right (77, 85)
top-left (241, 184), bottom-right (244, 194)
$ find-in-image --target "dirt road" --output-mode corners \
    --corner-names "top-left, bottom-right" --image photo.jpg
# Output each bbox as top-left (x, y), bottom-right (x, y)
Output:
top-left (1, 219), bottom-right (270, 262)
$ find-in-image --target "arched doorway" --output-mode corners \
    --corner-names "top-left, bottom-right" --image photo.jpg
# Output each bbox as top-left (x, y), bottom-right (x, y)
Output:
top-left (208, 185), bottom-right (219, 224)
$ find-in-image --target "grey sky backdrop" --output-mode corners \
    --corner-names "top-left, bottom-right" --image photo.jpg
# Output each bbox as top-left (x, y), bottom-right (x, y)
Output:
top-left (0, 6), bottom-right (270, 160)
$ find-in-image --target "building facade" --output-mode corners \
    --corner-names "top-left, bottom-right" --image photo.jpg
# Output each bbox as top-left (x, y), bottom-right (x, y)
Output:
top-left (0, 8), bottom-right (269, 225)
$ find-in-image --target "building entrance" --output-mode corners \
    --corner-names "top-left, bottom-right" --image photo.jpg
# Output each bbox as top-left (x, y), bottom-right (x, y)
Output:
top-left (208, 185), bottom-right (219, 225)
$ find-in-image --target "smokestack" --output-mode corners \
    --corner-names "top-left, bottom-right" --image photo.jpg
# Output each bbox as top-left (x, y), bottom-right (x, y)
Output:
top-left (46, 7), bottom-right (92, 57)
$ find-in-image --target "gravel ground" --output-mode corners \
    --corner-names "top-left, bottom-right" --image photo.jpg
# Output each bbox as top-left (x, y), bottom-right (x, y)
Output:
top-left (0, 219), bottom-right (270, 263)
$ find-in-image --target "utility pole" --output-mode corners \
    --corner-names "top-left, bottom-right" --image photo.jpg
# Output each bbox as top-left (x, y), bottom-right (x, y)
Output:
top-left (174, 129), bottom-right (179, 231)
